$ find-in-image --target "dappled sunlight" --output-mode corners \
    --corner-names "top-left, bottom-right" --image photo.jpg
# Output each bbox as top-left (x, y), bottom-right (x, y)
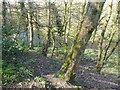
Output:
top-left (2, 0), bottom-right (119, 89)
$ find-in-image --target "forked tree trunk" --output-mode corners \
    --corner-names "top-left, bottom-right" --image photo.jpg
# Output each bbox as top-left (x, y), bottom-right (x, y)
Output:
top-left (41, 28), bottom-right (51, 57)
top-left (57, 1), bottom-right (106, 82)
top-left (42, 2), bottom-right (51, 56)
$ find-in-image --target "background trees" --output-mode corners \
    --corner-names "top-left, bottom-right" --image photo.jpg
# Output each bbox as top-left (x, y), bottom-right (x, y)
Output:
top-left (1, 0), bottom-right (119, 88)
top-left (57, 1), bottom-right (106, 82)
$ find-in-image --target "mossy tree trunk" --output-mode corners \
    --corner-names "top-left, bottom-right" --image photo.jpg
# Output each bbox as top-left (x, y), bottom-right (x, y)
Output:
top-left (99, 38), bottom-right (119, 72)
top-left (64, 2), bottom-right (72, 58)
top-left (96, 0), bottom-right (119, 72)
top-left (96, 1), bottom-right (113, 72)
top-left (57, 1), bottom-right (106, 82)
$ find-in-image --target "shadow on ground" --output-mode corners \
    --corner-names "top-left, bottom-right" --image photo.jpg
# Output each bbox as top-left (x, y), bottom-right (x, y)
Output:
top-left (15, 51), bottom-right (119, 89)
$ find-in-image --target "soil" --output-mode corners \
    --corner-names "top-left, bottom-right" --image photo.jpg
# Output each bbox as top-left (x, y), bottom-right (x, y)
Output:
top-left (11, 51), bottom-right (119, 89)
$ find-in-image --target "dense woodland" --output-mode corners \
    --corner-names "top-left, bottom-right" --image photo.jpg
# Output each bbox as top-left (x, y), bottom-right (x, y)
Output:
top-left (1, 0), bottom-right (120, 89)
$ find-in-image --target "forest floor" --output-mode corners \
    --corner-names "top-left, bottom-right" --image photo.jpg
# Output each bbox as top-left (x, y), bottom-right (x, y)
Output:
top-left (7, 50), bottom-right (119, 89)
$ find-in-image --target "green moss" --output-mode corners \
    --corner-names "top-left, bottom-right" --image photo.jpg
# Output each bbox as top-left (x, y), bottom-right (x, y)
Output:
top-left (55, 72), bottom-right (65, 78)
top-left (92, 8), bottom-right (98, 15)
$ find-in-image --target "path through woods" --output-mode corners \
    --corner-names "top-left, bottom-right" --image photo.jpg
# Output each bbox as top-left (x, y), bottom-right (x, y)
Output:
top-left (10, 51), bottom-right (119, 89)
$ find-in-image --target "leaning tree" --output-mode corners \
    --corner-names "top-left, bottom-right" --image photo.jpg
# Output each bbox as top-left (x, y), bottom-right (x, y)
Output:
top-left (56, 0), bottom-right (106, 82)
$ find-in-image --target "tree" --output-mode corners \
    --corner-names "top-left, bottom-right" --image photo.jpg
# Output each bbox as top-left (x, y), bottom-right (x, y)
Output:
top-left (41, 2), bottom-right (52, 56)
top-left (50, 2), bottom-right (63, 36)
top-left (64, 2), bottom-right (72, 58)
top-left (28, 2), bottom-right (34, 49)
top-left (19, 2), bottom-right (29, 46)
top-left (2, 1), bottom-right (7, 38)
top-left (42, 2), bottom-right (64, 56)
top-left (96, 0), bottom-right (119, 72)
top-left (57, 1), bottom-right (106, 82)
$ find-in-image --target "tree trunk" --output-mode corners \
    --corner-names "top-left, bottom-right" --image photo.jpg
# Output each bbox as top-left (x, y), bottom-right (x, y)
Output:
top-left (28, 2), bottom-right (34, 49)
top-left (96, 0), bottom-right (113, 72)
top-left (25, 15), bottom-right (29, 46)
top-left (50, 3), bottom-right (63, 36)
top-left (36, 13), bottom-right (41, 46)
top-left (20, 2), bottom-right (29, 46)
top-left (51, 31), bottom-right (55, 57)
top-left (100, 39), bottom-right (119, 72)
top-left (57, 1), bottom-right (106, 82)
top-left (2, 1), bottom-right (7, 38)
top-left (96, 0), bottom-right (119, 72)
top-left (42, 2), bottom-right (51, 56)
top-left (64, 2), bottom-right (72, 58)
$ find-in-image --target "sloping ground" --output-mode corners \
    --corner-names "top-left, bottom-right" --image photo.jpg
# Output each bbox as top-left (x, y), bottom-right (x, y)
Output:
top-left (75, 60), bottom-right (119, 89)
top-left (16, 51), bottom-right (62, 76)
top-left (8, 51), bottom-right (119, 89)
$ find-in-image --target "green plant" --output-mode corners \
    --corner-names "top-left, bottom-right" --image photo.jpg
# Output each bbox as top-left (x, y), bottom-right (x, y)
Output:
top-left (34, 76), bottom-right (42, 82)
top-left (18, 67), bottom-right (33, 79)
top-left (30, 59), bottom-right (36, 64)
top-left (2, 37), bottom-right (19, 54)
top-left (2, 64), bottom-right (18, 85)
top-left (2, 57), bottom-right (34, 85)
